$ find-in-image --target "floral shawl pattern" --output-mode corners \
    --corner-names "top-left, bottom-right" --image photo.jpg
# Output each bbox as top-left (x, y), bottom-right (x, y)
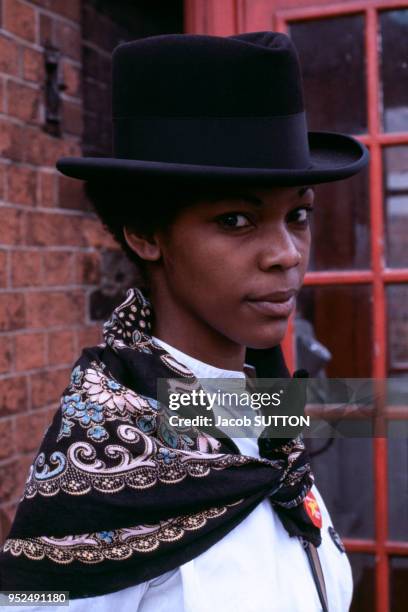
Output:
top-left (0, 288), bottom-right (320, 598)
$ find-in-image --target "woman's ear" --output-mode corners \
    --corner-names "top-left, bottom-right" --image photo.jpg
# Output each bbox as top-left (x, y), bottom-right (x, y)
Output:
top-left (123, 226), bottom-right (161, 262)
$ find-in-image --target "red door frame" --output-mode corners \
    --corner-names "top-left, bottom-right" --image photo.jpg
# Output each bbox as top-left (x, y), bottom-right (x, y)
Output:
top-left (184, 2), bottom-right (408, 611)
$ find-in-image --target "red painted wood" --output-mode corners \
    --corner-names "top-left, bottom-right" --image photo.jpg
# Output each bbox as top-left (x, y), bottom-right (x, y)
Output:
top-left (303, 269), bottom-right (408, 284)
top-left (274, 0), bottom-right (407, 21)
top-left (345, 539), bottom-right (408, 554)
top-left (383, 269), bottom-right (408, 282)
top-left (184, 0), bottom-right (238, 35)
top-left (366, 7), bottom-right (389, 610)
top-left (304, 403), bottom-right (408, 420)
top-left (304, 271), bottom-right (374, 284)
top-left (237, 0), bottom-right (278, 32)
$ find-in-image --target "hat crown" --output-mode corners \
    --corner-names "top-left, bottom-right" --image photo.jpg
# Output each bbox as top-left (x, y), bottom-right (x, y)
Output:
top-left (55, 30), bottom-right (369, 184)
top-left (112, 32), bottom-right (305, 118)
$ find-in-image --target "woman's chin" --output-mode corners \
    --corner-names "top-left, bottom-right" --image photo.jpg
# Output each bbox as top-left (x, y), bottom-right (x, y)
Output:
top-left (242, 318), bottom-right (289, 349)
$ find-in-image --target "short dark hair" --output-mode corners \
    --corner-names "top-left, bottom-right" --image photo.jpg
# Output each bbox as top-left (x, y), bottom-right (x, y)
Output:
top-left (84, 179), bottom-right (241, 283)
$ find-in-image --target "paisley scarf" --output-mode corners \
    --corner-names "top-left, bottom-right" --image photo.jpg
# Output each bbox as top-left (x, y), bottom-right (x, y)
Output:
top-left (0, 288), bottom-right (320, 598)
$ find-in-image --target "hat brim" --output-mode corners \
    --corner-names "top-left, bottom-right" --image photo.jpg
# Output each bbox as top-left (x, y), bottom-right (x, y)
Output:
top-left (56, 131), bottom-right (369, 186)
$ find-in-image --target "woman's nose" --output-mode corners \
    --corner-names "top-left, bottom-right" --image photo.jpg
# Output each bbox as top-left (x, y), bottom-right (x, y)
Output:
top-left (257, 228), bottom-right (302, 271)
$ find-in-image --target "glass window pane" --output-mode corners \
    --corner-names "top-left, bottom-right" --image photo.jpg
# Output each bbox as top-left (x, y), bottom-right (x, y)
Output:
top-left (349, 554), bottom-right (375, 612)
top-left (387, 285), bottom-right (408, 375)
top-left (295, 285), bottom-right (373, 377)
top-left (380, 10), bottom-right (408, 133)
top-left (388, 435), bottom-right (408, 541)
top-left (289, 15), bottom-right (367, 133)
top-left (308, 438), bottom-right (374, 539)
top-left (309, 166), bottom-right (370, 271)
top-left (383, 146), bottom-right (408, 268)
top-left (390, 557), bottom-right (408, 612)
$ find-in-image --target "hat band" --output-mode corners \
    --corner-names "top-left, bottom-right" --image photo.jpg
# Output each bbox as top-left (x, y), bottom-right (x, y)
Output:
top-left (113, 112), bottom-right (311, 169)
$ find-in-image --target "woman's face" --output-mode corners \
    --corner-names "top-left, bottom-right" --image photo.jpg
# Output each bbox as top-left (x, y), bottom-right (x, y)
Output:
top-left (150, 184), bottom-right (314, 350)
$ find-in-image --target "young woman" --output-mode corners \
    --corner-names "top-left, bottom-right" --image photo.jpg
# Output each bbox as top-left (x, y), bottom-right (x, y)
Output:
top-left (0, 32), bottom-right (369, 611)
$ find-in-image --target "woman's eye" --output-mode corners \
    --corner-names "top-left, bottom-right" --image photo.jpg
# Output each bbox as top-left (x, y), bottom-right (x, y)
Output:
top-left (217, 213), bottom-right (252, 229)
top-left (288, 206), bottom-right (314, 225)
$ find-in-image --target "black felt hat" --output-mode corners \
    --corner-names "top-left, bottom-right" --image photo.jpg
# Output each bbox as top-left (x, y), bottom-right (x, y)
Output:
top-left (56, 31), bottom-right (369, 185)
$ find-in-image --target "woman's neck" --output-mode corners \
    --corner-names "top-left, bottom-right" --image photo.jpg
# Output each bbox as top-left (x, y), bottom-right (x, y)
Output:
top-left (150, 294), bottom-right (246, 371)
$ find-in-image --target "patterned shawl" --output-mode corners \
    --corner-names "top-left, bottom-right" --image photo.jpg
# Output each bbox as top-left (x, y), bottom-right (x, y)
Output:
top-left (0, 288), bottom-right (320, 598)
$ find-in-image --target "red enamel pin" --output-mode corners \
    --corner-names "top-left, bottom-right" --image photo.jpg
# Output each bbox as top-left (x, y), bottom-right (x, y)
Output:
top-left (303, 490), bottom-right (322, 528)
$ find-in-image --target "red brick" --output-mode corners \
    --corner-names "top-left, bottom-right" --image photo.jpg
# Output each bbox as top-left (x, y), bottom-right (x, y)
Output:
top-left (0, 207), bottom-right (25, 245)
top-left (24, 128), bottom-right (57, 166)
top-left (61, 138), bottom-right (81, 157)
top-left (54, 0), bottom-right (81, 21)
top-left (77, 324), bottom-right (101, 348)
top-left (38, 170), bottom-right (56, 207)
top-left (83, 112), bottom-right (100, 152)
top-left (83, 45), bottom-right (100, 80)
top-left (14, 410), bottom-right (50, 453)
top-left (24, 128), bottom-right (79, 167)
top-left (0, 336), bottom-right (13, 373)
top-left (61, 100), bottom-right (83, 136)
top-left (25, 211), bottom-right (86, 247)
top-left (0, 292), bottom-right (25, 331)
top-left (25, 290), bottom-right (85, 327)
top-left (58, 174), bottom-right (87, 210)
top-left (48, 329), bottom-right (76, 365)
top-left (0, 460), bottom-right (20, 503)
top-left (0, 163), bottom-right (5, 200)
top-left (0, 419), bottom-right (14, 459)
top-left (31, 0), bottom-right (81, 22)
top-left (81, 216), bottom-right (117, 249)
top-left (30, 366), bottom-right (70, 409)
top-left (7, 81), bottom-right (40, 124)
top-left (0, 375), bottom-right (28, 416)
top-left (75, 251), bottom-right (101, 285)
top-left (42, 251), bottom-right (74, 285)
top-left (3, 0), bottom-right (37, 43)
top-left (7, 165), bottom-right (37, 206)
top-left (15, 332), bottom-right (46, 371)
top-left (0, 119), bottom-right (25, 162)
top-left (11, 250), bottom-right (42, 286)
top-left (39, 12), bottom-right (53, 46)
top-left (62, 60), bottom-right (81, 97)
top-left (0, 250), bottom-right (8, 287)
top-left (0, 35), bottom-right (19, 76)
top-left (45, 405), bottom-right (57, 429)
top-left (83, 79), bottom-right (104, 115)
top-left (0, 79), bottom-right (4, 114)
top-left (22, 47), bottom-right (44, 82)
top-left (82, 5), bottom-right (114, 53)
top-left (0, 504), bottom-right (17, 542)
top-left (54, 21), bottom-right (81, 61)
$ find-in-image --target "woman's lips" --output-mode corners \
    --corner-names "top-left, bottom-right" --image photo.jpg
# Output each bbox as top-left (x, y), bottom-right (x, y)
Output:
top-left (245, 294), bottom-right (296, 318)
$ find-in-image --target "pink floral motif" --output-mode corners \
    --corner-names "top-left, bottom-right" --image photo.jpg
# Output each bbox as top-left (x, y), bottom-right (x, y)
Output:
top-left (82, 366), bottom-right (153, 416)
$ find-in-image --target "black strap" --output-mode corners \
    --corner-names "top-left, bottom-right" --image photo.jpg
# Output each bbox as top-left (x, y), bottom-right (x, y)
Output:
top-left (299, 536), bottom-right (329, 612)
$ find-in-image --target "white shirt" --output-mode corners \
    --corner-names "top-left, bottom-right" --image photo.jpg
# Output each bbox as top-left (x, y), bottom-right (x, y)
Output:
top-left (14, 338), bottom-right (353, 611)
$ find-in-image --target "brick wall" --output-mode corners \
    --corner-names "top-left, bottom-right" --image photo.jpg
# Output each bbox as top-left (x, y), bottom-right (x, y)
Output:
top-left (0, 0), bottom-right (183, 545)
top-left (0, 0), bottom-right (116, 543)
